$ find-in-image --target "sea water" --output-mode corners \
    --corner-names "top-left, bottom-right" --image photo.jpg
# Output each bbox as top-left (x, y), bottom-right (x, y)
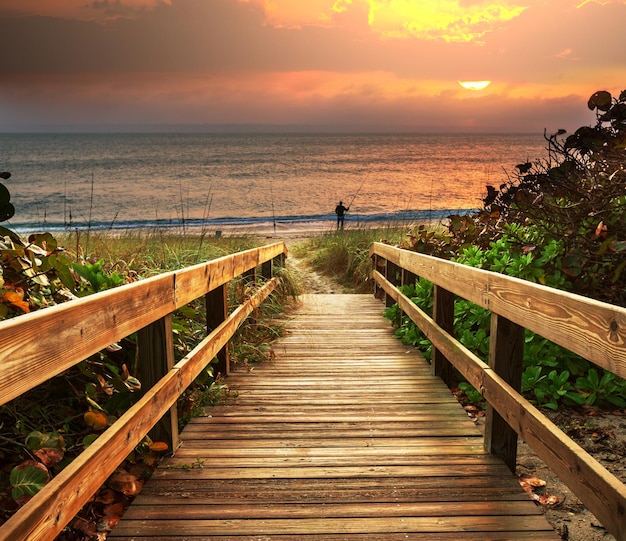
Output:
top-left (0, 132), bottom-right (547, 233)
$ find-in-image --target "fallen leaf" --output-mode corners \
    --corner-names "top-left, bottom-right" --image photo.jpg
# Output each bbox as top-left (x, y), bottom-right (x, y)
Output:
top-left (518, 473), bottom-right (547, 488)
top-left (108, 470), bottom-right (143, 497)
top-left (103, 502), bottom-right (125, 517)
top-left (149, 441), bottom-right (169, 452)
top-left (94, 488), bottom-right (117, 504)
top-left (33, 447), bottom-right (64, 467)
top-left (97, 515), bottom-right (121, 532)
top-left (3, 291), bottom-right (30, 313)
top-left (538, 494), bottom-right (560, 506)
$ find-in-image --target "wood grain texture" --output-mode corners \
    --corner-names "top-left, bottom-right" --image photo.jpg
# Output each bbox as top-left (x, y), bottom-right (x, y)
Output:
top-left (0, 267), bottom-right (281, 541)
top-left (110, 294), bottom-right (559, 540)
top-left (374, 261), bottom-right (626, 541)
top-left (0, 242), bottom-right (287, 406)
top-left (371, 242), bottom-right (626, 378)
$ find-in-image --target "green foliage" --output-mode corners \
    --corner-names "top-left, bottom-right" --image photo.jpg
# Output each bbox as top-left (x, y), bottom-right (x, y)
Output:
top-left (575, 368), bottom-right (626, 408)
top-left (476, 88), bottom-right (626, 305)
top-left (9, 464), bottom-right (48, 501)
top-left (458, 382), bottom-right (485, 406)
top-left (72, 259), bottom-right (125, 294)
top-left (388, 89), bottom-right (626, 411)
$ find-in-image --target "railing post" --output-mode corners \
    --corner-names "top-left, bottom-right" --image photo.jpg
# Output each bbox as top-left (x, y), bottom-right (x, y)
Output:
top-left (385, 260), bottom-right (401, 309)
top-left (242, 267), bottom-right (258, 328)
top-left (206, 284), bottom-right (230, 376)
top-left (402, 269), bottom-right (417, 290)
top-left (261, 259), bottom-right (273, 280)
top-left (485, 313), bottom-right (525, 472)
top-left (136, 314), bottom-right (179, 453)
top-left (432, 285), bottom-right (456, 386)
top-left (372, 254), bottom-right (385, 300)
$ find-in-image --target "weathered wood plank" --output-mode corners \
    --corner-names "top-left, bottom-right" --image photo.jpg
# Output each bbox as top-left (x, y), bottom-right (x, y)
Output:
top-left (371, 242), bottom-right (626, 378)
top-left (121, 501), bottom-right (543, 520)
top-left (111, 515), bottom-right (556, 536)
top-left (110, 293), bottom-right (558, 540)
top-left (0, 242), bottom-right (287, 406)
top-left (379, 271), bottom-right (626, 538)
top-left (0, 275), bottom-right (281, 541)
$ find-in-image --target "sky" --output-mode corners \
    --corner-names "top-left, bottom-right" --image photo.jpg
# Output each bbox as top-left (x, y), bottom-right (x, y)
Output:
top-left (0, 0), bottom-right (624, 133)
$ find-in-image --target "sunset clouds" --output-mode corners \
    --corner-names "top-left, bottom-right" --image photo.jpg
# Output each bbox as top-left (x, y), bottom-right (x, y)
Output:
top-left (0, 0), bottom-right (624, 132)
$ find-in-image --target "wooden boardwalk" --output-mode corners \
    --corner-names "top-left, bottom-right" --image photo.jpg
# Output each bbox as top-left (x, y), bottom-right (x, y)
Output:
top-left (110, 294), bottom-right (559, 540)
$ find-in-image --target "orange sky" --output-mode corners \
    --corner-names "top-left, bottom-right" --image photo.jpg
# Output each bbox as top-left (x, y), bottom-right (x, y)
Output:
top-left (0, 0), bottom-right (624, 132)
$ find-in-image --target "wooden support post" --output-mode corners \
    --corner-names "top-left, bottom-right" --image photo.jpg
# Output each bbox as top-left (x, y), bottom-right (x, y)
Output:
top-left (485, 313), bottom-right (525, 472)
top-left (206, 284), bottom-right (230, 377)
top-left (402, 269), bottom-right (417, 289)
top-left (432, 285), bottom-right (455, 386)
top-left (385, 260), bottom-right (400, 309)
top-left (261, 259), bottom-right (272, 280)
top-left (275, 253), bottom-right (285, 269)
top-left (136, 314), bottom-right (179, 453)
top-left (242, 267), bottom-right (258, 327)
top-left (372, 254), bottom-right (384, 300)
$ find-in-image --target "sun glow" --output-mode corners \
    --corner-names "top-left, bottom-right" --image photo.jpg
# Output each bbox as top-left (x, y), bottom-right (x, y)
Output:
top-left (458, 80), bottom-right (492, 91)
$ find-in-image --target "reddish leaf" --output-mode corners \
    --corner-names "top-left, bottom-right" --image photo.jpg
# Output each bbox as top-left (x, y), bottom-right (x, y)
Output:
top-left (519, 473), bottom-right (547, 488)
top-left (594, 220), bottom-right (607, 239)
top-left (2, 291), bottom-right (29, 313)
top-left (103, 502), bottom-right (125, 516)
top-left (108, 470), bottom-right (143, 496)
top-left (538, 494), bottom-right (560, 506)
top-left (97, 515), bottom-right (121, 532)
top-left (149, 441), bottom-right (169, 452)
top-left (33, 447), bottom-right (64, 467)
top-left (94, 488), bottom-right (117, 504)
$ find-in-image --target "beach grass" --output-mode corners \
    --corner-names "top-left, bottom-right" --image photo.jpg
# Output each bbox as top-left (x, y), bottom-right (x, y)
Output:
top-left (290, 224), bottom-right (411, 292)
top-left (56, 228), bottom-right (265, 276)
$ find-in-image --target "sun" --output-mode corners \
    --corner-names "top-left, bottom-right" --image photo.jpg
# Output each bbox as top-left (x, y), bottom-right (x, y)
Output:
top-left (458, 80), bottom-right (491, 91)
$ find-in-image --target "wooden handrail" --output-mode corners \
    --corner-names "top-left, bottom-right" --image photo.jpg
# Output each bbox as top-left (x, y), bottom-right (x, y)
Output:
top-left (370, 242), bottom-right (626, 541)
top-left (0, 242), bottom-right (287, 541)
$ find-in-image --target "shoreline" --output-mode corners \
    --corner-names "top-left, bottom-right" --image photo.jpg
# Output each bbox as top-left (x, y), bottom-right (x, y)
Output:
top-left (12, 217), bottom-right (446, 240)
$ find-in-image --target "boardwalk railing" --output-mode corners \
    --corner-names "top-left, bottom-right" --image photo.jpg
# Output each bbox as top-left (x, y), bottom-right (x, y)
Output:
top-left (0, 242), bottom-right (287, 541)
top-left (370, 242), bottom-right (626, 541)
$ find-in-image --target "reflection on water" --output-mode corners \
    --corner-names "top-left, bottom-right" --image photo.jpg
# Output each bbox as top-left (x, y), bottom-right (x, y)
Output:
top-left (1, 132), bottom-right (546, 230)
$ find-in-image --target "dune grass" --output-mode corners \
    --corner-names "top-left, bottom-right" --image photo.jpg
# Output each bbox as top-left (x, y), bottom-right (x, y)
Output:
top-left (56, 228), bottom-right (265, 276)
top-left (290, 224), bottom-right (411, 292)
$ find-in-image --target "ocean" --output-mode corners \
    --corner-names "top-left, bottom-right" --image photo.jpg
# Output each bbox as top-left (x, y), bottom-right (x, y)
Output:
top-left (0, 132), bottom-right (547, 234)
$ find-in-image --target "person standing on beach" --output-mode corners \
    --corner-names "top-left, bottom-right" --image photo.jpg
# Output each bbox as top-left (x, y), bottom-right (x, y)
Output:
top-left (335, 201), bottom-right (349, 229)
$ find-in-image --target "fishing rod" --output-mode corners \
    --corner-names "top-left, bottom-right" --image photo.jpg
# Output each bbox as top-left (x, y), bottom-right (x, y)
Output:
top-left (269, 176), bottom-right (277, 237)
top-left (347, 177), bottom-right (367, 210)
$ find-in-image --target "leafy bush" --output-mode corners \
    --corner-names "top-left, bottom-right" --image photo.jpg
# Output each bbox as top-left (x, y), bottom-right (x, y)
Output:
top-left (386, 89), bottom-right (626, 411)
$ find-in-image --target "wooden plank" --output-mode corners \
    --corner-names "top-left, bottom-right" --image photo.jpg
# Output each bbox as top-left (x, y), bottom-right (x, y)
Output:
top-left (376, 270), bottom-right (626, 541)
top-left (111, 516), bottom-right (556, 536)
top-left (110, 293), bottom-right (559, 540)
top-left (0, 242), bottom-right (287, 406)
top-left (371, 242), bottom-right (626, 378)
top-left (120, 501), bottom-right (542, 520)
top-left (105, 534), bottom-right (557, 541)
top-left (0, 276), bottom-right (280, 541)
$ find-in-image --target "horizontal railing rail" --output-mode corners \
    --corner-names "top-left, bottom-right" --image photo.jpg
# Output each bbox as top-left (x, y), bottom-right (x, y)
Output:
top-left (0, 242), bottom-right (287, 541)
top-left (370, 241), bottom-right (626, 541)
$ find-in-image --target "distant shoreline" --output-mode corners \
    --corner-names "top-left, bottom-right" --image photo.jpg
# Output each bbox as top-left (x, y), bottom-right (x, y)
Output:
top-left (8, 212), bottom-right (458, 239)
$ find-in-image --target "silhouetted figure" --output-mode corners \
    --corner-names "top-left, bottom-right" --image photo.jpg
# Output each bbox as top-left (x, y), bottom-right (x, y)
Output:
top-left (335, 201), bottom-right (349, 229)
